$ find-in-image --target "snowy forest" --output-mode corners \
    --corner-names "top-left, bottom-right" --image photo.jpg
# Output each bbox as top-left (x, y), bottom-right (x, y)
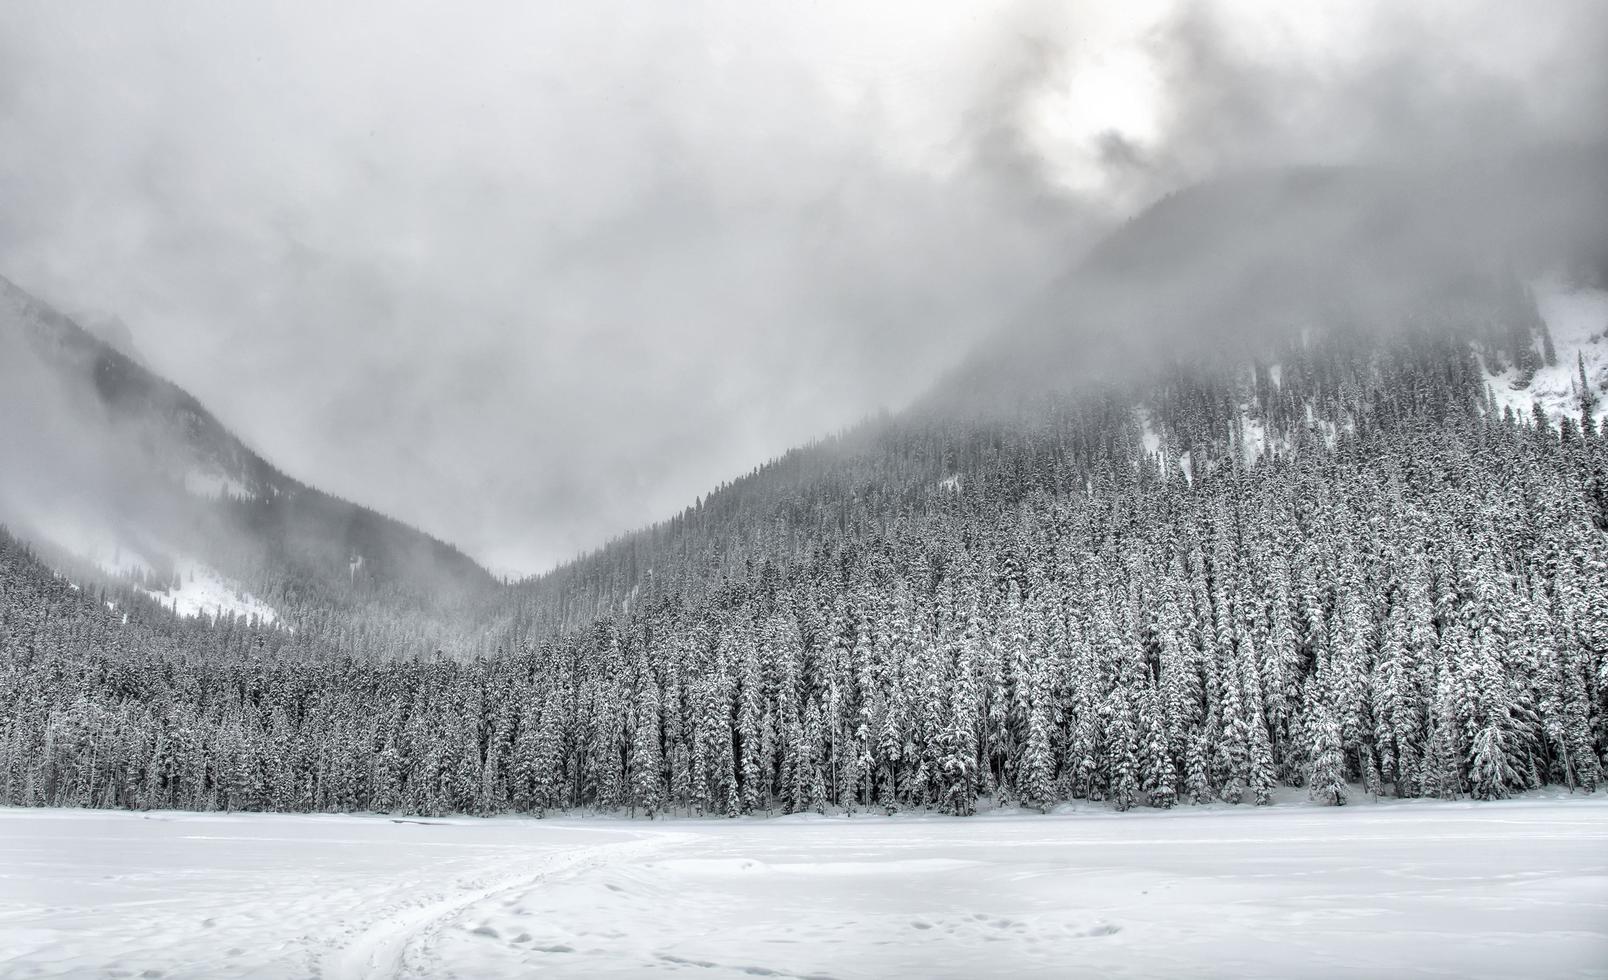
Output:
top-left (4, 315), bottom-right (1606, 819)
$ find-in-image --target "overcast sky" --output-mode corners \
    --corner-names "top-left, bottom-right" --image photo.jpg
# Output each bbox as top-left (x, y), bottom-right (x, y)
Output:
top-left (1, 0), bottom-right (1603, 574)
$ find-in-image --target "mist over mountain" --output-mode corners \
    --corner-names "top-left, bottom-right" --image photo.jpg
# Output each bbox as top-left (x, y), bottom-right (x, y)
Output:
top-left (0, 274), bottom-right (500, 657)
top-left (4, 131), bottom-right (1606, 651)
top-left (4, 0), bottom-right (1606, 574)
top-left (950, 144), bottom-right (1608, 416)
top-left (490, 149), bottom-right (1608, 645)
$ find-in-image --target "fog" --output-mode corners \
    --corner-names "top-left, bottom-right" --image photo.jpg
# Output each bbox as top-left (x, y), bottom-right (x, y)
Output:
top-left (1, 0), bottom-right (1604, 574)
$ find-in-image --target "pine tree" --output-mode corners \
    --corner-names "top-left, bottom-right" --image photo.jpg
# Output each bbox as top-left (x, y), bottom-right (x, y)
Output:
top-left (1469, 723), bottom-right (1519, 801)
top-left (1017, 663), bottom-right (1058, 811)
top-left (1105, 685), bottom-right (1141, 812)
top-left (1184, 731), bottom-right (1213, 805)
top-left (1137, 682), bottom-right (1177, 808)
top-left (1307, 708), bottom-right (1348, 806)
top-left (939, 651), bottom-right (980, 815)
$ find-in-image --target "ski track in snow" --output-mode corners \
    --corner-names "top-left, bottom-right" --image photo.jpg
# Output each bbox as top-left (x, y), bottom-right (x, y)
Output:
top-left (328, 828), bottom-right (691, 980)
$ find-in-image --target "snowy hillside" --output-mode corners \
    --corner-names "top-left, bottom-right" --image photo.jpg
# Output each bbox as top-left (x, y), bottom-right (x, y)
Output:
top-left (22, 517), bottom-right (279, 625)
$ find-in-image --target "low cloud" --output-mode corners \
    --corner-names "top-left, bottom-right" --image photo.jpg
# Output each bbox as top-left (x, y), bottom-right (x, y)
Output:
top-left (0, 0), bottom-right (1601, 573)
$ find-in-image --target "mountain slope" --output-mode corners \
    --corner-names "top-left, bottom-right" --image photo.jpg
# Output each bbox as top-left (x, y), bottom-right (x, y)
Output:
top-left (0, 274), bottom-right (500, 653)
top-left (501, 157), bottom-right (1608, 642)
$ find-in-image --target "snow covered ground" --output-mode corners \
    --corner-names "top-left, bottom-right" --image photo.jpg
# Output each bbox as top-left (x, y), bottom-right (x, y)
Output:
top-left (2, 794), bottom-right (1605, 980)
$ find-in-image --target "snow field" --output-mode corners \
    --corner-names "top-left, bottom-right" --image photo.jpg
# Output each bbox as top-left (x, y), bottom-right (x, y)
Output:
top-left (140, 559), bottom-right (278, 625)
top-left (0, 809), bottom-right (645, 980)
top-left (2, 794), bottom-right (1605, 980)
top-left (422, 796), bottom-right (1608, 980)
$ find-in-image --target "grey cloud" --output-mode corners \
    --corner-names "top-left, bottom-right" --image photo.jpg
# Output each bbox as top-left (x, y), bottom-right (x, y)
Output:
top-left (1142, 0), bottom-right (1608, 182)
top-left (0, 0), bottom-right (1603, 574)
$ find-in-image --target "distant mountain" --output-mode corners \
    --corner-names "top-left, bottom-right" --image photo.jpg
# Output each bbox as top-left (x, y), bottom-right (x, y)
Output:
top-left (4, 152), bottom-right (1605, 820)
top-left (0, 274), bottom-right (500, 655)
top-left (951, 151), bottom-right (1608, 416)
